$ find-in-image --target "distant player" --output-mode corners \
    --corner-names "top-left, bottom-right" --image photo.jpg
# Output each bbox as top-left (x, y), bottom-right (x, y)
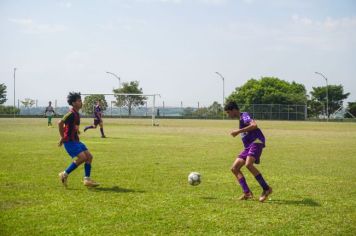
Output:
top-left (44, 101), bottom-right (56, 127)
top-left (224, 101), bottom-right (272, 202)
top-left (84, 100), bottom-right (106, 138)
top-left (58, 92), bottom-right (100, 188)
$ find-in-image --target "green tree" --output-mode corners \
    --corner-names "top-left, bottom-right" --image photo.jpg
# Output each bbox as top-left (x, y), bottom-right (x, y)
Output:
top-left (21, 98), bottom-right (35, 108)
top-left (113, 81), bottom-right (146, 116)
top-left (0, 83), bottom-right (7, 105)
top-left (193, 107), bottom-right (209, 118)
top-left (226, 77), bottom-right (307, 111)
top-left (182, 107), bottom-right (194, 117)
top-left (207, 101), bottom-right (223, 117)
top-left (346, 102), bottom-right (356, 118)
top-left (310, 85), bottom-right (350, 117)
top-left (0, 105), bottom-right (20, 115)
top-left (192, 101), bottom-right (223, 118)
top-left (82, 94), bottom-right (108, 115)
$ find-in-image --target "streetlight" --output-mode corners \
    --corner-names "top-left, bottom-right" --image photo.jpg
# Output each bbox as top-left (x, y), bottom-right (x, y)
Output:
top-left (13, 68), bottom-right (17, 118)
top-left (106, 71), bottom-right (121, 89)
top-left (315, 72), bottom-right (329, 121)
top-left (215, 72), bottom-right (225, 119)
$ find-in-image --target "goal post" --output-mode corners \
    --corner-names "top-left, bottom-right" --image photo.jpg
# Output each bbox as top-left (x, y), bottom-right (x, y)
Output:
top-left (81, 93), bottom-right (160, 126)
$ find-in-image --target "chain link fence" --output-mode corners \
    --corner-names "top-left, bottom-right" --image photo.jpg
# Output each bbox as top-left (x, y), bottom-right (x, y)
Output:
top-left (1, 99), bottom-right (307, 121)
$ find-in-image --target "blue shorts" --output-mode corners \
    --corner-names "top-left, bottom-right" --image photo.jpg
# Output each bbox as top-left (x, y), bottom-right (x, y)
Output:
top-left (64, 141), bottom-right (88, 158)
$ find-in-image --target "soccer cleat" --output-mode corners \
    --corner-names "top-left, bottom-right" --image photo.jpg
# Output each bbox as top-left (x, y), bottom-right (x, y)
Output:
top-left (259, 187), bottom-right (272, 202)
top-left (58, 171), bottom-right (68, 187)
top-left (101, 135), bottom-right (106, 138)
top-left (84, 127), bottom-right (88, 132)
top-left (83, 177), bottom-right (100, 187)
top-left (239, 192), bottom-right (254, 200)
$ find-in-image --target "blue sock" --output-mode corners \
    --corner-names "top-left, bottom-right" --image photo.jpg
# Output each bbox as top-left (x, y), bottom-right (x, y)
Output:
top-left (84, 163), bottom-right (91, 177)
top-left (65, 162), bottom-right (78, 175)
top-left (255, 174), bottom-right (269, 191)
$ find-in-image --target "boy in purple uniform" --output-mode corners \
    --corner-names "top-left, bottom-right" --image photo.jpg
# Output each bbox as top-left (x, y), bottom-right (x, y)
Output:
top-left (84, 100), bottom-right (106, 138)
top-left (224, 101), bottom-right (272, 202)
top-left (58, 92), bottom-right (100, 188)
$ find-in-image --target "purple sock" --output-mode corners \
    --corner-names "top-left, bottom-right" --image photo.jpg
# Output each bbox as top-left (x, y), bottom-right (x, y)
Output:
top-left (238, 177), bottom-right (251, 193)
top-left (100, 128), bottom-right (104, 136)
top-left (255, 174), bottom-right (269, 191)
top-left (84, 126), bottom-right (94, 132)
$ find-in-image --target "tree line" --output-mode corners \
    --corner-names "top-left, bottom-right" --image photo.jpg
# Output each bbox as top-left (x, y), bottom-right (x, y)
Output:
top-left (0, 77), bottom-right (355, 118)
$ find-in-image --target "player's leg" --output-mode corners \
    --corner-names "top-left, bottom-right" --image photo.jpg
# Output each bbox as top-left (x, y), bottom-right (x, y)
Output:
top-left (47, 116), bottom-right (51, 126)
top-left (99, 121), bottom-right (106, 138)
top-left (245, 144), bottom-right (272, 202)
top-left (48, 116), bottom-right (52, 126)
top-left (82, 149), bottom-right (99, 187)
top-left (59, 151), bottom-right (88, 187)
top-left (231, 156), bottom-right (253, 200)
top-left (84, 120), bottom-right (98, 132)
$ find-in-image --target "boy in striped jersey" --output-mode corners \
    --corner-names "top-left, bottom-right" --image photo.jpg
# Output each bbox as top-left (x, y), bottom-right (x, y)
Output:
top-left (58, 92), bottom-right (99, 188)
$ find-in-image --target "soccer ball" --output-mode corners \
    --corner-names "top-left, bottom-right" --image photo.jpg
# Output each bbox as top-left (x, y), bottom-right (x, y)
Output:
top-left (188, 172), bottom-right (201, 186)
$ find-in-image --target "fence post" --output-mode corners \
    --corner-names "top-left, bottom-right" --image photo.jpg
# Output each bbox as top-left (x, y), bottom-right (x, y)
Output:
top-left (296, 104), bottom-right (298, 120)
top-left (288, 105), bottom-right (290, 120)
top-left (305, 104), bottom-right (307, 120)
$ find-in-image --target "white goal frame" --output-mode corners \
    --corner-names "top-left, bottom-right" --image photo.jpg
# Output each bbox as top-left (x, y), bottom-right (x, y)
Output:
top-left (82, 93), bottom-right (160, 126)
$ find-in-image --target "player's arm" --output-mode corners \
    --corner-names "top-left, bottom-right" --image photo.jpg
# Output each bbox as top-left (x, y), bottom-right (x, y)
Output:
top-left (58, 120), bottom-right (65, 146)
top-left (58, 112), bottom-right (72, 146)
top-left (231, 120), bottom-right (258, 137)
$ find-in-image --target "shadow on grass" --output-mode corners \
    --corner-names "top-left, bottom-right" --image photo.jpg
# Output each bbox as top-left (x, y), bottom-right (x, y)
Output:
top-left (266, 198), bottom-right (321, 207)
top-left (89, 185), bottom-right (145, 194)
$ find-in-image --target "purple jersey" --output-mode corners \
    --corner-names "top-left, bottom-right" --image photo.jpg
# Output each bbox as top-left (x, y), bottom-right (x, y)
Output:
top-left (94, 105), bottom-right (102, 120)
top-left (239, 112), bottom-right (265, 148)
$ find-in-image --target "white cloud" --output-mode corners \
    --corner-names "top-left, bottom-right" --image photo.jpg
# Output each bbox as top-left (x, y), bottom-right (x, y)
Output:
top-left (59, 1), bottom-right (72, 8)
top-left (198, 0), bottom-right (228, 5)
top-left (9, 18), bottom-right (67, 34)
top-left (134, 0), bottom-right (228, 5)
top-left (96, 18), bottom-right (148, 32)
top-left (242, 0), bottom-right (254, 4)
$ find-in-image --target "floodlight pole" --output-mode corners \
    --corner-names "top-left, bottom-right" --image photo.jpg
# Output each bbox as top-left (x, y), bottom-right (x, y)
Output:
top-left (13, 68), bottom-right (17, 118)
top-left (315, 72), bottom-right (329, 122)
top-left (106, 71), bottom-right (121, 89)
top-left (215, 72), bottom-right (225, 119)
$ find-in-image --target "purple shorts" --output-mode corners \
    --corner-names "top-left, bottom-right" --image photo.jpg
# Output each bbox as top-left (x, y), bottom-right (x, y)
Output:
top-left (94, 119), bottom-right (101, 126)
top-left (238, 143), bottom-right (264, 164)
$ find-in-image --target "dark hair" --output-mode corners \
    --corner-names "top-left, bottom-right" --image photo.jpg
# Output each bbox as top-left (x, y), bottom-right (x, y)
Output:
top-left (67, 92), bottom-right (81, 106)
top-left (224, 101), bottom-right (239, 111)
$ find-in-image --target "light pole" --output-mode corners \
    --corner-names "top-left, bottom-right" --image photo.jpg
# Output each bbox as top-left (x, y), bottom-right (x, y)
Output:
top-left (315, 72), bottom-right (329, 121)
top-left (13, 68), bottom-right (17, 118)
top-left (215, 72), bottom-right (225, 119)
top-left (106, 71), bottom-right (121, 89)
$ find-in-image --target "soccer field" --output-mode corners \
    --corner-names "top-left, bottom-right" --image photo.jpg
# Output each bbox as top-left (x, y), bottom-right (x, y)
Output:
top-left (0, 118), bottom-right (355, 235)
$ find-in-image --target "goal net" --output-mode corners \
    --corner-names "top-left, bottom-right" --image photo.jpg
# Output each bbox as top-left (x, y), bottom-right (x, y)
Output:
top-left (81, 93), bottom-right (160, 126)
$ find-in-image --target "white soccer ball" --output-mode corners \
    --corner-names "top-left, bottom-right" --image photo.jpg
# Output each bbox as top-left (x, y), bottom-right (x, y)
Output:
top-left (188, 172), bottom-right (201, 186)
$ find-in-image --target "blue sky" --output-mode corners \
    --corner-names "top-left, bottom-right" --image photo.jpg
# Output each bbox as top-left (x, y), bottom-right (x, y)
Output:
top-left (1, 0), bottom-right (356, 107)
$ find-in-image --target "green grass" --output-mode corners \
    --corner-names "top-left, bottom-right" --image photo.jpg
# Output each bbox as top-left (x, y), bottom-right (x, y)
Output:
top-left (0, 118), bottom-right (355, 235)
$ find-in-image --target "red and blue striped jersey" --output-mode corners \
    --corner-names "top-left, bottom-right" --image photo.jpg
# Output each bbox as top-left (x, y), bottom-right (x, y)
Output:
top-left (62, 109), bottom-right (80, 142)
